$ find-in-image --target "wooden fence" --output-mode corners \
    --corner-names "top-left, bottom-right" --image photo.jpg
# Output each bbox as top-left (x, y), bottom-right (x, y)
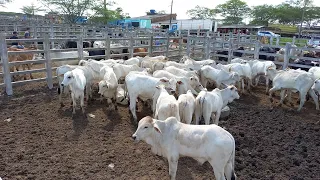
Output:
top-left (0, 32), bottom-right (187, 95)
top-left (0, 31), bottom-right (319, 96)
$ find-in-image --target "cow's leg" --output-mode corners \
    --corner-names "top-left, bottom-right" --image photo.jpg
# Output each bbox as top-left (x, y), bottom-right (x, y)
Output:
top-left (203, 110), bottom-right (211, 125)
top-left (71, 93), bottom-right (77, 115)
top-left (80, 93), bottom-right (85, 115)
top-left (129, 95), bottom-right (138, 122)
top-left (265, 76), bottom-right (270, 94)
top-left (209, 159), bottom-right (226, 180)
top-left (214, 110), bottom-right (221, 125)
top-left (279, 90), bottom-right (286, 107)
top-left (297, 91), bottom-right (307, 111)
top-left (168, 157), bottom-right (178, 180)
top-left (269, 87), bottom-right (279, 110)
top-left (308, 89), bottom-right (319, 110)
top-left (26, 64), bottom-right (34, 79)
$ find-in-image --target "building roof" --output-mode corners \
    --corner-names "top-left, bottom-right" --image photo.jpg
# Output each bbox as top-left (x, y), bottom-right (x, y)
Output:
top-left (153, 20), bottom-right (179, 24)
top-left (218, 25), bottom-right (265, 29)
top-left (130, 14), bottom-right (175, 20)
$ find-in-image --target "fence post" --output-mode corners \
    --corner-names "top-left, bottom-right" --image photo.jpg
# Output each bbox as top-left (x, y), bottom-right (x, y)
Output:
top-left (283, 42), bottom-right (291, 70)
top-left (129, 34), bottom-right (134, 58)
top-left (227, 39), bottom-right (233, 63)
top-left (186, 36), bottom-right (191, 57)
top-left (292, 36), bottom-right (296, 45)
top-left (178, 35), bottom-right (183, 59)
top-left (105, 35), bottom-right (111, 59)
top-left (254, 41), bottom-right (260, 59)
top-left (276, 37), bottom-right (280, 46)
top-left (0, 34), bottom-right (13, 95)
top-left (205, 31), bottom-right (210, 59)
top-left (166, 33), bottom-right (170, 57)
top-left (148, 34), bottom-right (153, 56)
top-left (43, 35), bottom-right (53, 89)
top-left (50, 24), bottom-right (54, 48)
top-left (77, 34), bottom-right (84, 60)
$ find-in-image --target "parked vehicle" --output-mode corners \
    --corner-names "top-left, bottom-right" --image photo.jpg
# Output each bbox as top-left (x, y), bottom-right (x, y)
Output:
top-left (257, 31), bottom-right (280, 38)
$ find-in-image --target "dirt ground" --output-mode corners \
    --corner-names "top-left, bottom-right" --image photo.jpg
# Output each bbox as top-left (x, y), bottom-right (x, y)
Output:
top-left (0, 81), bottom-right (320, 180)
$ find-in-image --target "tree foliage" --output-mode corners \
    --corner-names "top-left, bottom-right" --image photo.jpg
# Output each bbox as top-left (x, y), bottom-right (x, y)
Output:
top-left (186, 5), bottom-right (216, 20)
top-left (215, 0), bottom-right (251, 24)
top-left (0, 0), bottom-right (12, 7)
top-left (40, 0), bottom-right (94, 23)
top-left (21, 3), bottom-right (46, 16)
top-left (90, 0), bottom-right (130, 24)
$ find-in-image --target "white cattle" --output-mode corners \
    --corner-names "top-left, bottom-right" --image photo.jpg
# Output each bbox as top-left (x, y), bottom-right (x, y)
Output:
top-left (125, 74), bottom-right (177, 122)
top-left (98, 66), bottom-right (119, 110)
top-left (61, 68), bottom-right (87, 115)
top-left (312, 79), bottom-right (320, 94)
top-left (216, 63), bottom-right (252, 93)
top-left (124, 57), bottom-right (142, 66)
top-left (183, 57), bottom-right (216, 70)
top-left (308, 67), bottom-right (320, 79)
top-left (200, 65), bottom-right (240, 88)
top-left (195, 85), bottom-right (240, 125)
top-left (56, 65), bottom-right (81, 106)
top-left (164, 66), bottom-right (199, 78)
top-left (154, 85), bottom-right (180, 121)
top-left (112, 64), bottom-right (145, 81)
top-left (165, 61), bottom-right (189, 69)
top-left (246, 60), bottom-right (276, 93)
top-left (177, 90), bottom-right (195, 124)
top-left (266, 67), bottom-right (319, 111)
top-left (132, 116), bottom-right (237, 180)
top-left (51, 51), bottom-right (89, 67)
top-left (153, 70), bottom-right (203, 96)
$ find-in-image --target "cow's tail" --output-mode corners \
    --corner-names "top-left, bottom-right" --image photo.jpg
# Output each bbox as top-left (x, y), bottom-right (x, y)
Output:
top-left (171, 103), bottom-right (179, 121)
top-left (230, 137), bottom-right (237, 180)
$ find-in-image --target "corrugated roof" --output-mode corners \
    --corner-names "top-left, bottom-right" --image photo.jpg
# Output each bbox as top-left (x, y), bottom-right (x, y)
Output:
top-left (218, 25), bottom-right (265, 29)
top-left (129, 14), bottom-right (173, 20)
top-left (153, 20), bottom-right (179, 24)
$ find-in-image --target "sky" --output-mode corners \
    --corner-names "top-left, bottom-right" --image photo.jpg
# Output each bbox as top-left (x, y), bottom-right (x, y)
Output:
top-left (1, 0), bottom-right (320, 22)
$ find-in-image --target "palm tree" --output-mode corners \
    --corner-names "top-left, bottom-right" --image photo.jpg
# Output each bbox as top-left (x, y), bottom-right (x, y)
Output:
top-left (21, 3), bottom-right (46, 16)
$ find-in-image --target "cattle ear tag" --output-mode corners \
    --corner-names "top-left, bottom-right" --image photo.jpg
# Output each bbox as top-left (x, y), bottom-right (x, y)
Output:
top-left (153, 123), bottom-right (162, 134)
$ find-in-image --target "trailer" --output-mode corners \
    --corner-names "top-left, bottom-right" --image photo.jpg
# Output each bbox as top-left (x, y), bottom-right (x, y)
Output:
top-left (152, 19), bottom-right (218, 32)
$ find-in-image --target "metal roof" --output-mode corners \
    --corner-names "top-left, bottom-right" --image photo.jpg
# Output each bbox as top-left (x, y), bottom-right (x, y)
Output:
top-left (153, 20), bottom-right (179, 24)
top-left (129, 14), bottom-right (175, 20)
top-left (218, 25), bottom-right (265, 29)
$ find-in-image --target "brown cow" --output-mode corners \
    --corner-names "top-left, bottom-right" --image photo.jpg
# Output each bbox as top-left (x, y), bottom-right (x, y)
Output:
top-left (134, 48), bottom-right (148, 57)
top-left (7, 46), bottom-right (36, 81)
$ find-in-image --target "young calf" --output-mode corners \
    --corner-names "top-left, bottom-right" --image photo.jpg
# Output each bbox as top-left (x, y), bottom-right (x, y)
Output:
top-left (154, 85), bottom-right (180, 121)
top-left (195, 85), bottom-right (240, 125)
top-left (61, 68), bottom-right (87, 115)
top-left (132, 116), bottom-right (237, 180)
top-left (177, 90), bottom-right (195, 124)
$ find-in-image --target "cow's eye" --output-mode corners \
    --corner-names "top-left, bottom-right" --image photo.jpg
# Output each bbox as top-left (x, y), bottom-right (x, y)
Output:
top-left (144, 126), bottom-right (148, 129)
top-left (67, 76), bottom-right (71, 79)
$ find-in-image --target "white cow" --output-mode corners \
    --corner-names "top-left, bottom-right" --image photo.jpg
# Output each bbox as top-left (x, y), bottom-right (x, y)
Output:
top-left (132, 116), bottom-right (237, 180)
top-left (200, 65), bottom-right (240, 88)
top-left (177, 90), bottom-right (195, 124)
top-left (266, 67), bottom-right (319, 111)
top-left (61, 68), bottom-right (87, 115)
top-left (165, 61), bottom-right (189, 69)
top-left (56, 64), bottom-right (81, 106)
top-left (154, 85), bottom-right (180, 121)
top-left (124, 73), bottom-right (177, 122)
top-left (98, 66), bottom-right (119, 110)
top-left (195, 85), bottom-right (240, 125)
top-left (164, 66), bottom-right (199, 78)
top-left (112, 64), bottom-right (145, 81)
top-left (153, 70), bottom-right (204, 96)
top-left (124, 57), bottom-right (142, 66)
top-left (308, 67), bottom-right (320, 79)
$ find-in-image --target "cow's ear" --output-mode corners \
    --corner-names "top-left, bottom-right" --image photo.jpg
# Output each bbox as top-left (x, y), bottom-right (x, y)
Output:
top-left (153, 123), bottom-right (162, 134)
top-left (177, 81), bottom-right (183, 84)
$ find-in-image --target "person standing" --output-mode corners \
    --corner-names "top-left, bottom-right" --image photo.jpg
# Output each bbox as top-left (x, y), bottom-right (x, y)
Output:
top-left (9, 31), bottom-right (24, 49)
top-left (24, 28), bottom-right (31, 39)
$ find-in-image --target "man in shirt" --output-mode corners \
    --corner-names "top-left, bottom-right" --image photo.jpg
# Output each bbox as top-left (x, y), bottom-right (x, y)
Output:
top-left (9, 31), bottom-right (24, 49)
top-left (24, 28), bottom-right (31, 38)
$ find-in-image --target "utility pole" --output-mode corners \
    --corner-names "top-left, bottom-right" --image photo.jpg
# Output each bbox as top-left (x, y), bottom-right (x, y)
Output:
top-left (169, 0), bottom-right (173, 30)
top-left (299, 0), bottom-right (308, 38)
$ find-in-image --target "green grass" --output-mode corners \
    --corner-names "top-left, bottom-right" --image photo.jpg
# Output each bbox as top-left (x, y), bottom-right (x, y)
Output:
top-left (271, 37), bottom-right (307, 47)
top-left (269, 24), bottom-right (298, 34)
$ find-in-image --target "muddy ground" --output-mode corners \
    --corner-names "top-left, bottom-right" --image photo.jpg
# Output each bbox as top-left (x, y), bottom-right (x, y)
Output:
top-left (0, 81), bottom-right (319, 180)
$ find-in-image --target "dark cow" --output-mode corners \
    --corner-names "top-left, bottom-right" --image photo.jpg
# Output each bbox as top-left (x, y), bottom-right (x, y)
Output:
top-left (259, 47), bottom-right (277, 61)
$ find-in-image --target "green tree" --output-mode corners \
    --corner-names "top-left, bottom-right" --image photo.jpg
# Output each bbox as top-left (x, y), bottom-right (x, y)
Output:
top-left (21, 3), bottom-right (46, 16)
top-left (90, 1), bottom-right (129, 24)
top-left (186, 5), bottom-right (216, 19)
top-left (40, 0), bottom-right (94, 23)
top-left (250, 5), bottom-right (276, 26)
top-left (215, 0), bottom-right (251, 24)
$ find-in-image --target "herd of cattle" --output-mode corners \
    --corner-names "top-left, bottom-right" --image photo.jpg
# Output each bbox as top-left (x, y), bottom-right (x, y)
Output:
top-left (53, 53), bottom-right (320, 180)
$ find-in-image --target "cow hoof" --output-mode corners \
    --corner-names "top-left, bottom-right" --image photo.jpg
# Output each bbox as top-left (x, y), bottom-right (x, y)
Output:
top-left (60, 103), bottom-right (65, 107)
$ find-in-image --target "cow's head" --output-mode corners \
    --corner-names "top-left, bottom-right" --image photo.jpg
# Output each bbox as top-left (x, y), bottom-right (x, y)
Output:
top-left (132, 116), bottom-right (162, 142)
top-left (61, 71), bottom-right (74, 87)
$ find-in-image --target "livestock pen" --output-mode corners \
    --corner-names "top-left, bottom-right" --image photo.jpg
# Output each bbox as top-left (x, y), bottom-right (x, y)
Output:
top-left (0, 30), bottom-right (320, 180)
